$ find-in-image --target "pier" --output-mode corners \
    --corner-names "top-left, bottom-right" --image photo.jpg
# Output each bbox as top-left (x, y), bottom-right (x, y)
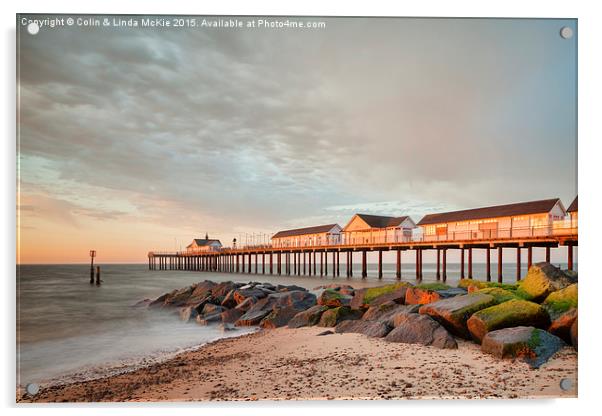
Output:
top-left (148, 225), bottom-right (577, 283)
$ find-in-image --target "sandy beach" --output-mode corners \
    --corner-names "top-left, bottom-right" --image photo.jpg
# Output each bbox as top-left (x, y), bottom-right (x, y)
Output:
top-left (19, 326), bottom-right (577, 402)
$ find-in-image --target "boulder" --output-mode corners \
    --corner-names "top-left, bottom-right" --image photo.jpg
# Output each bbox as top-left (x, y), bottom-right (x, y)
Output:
top-left (195, 312), bottom-right (222, 325)
top-left (350, 283), bottom-right (412, 309)
top-left (419, 293), bottom-right (497, 338)
top-left (220, 323), bottom-right (236, 332)
top-left (163, 286), bottom-right (195, 307)
top-left (548, 308), bottom-right (578, 344)
top-left (132, 298), bottom-right (152, 308)
top-left (220, 308), bottom-right (244, 324)
top-left (542, 284), bottom-right (578, 320)
top-left (270, 290), bottom-right (317, 310)
top-left (211, 281), bottom-right (240, 298)
top-left (385, 306), bottom-right (426, 327)
top-left (234, 296), bottom-right (257, 312)
top-left (220, 290), bottom-right (238, 308)
top-left (477, 287), bottom-right (519, 304)
top-left (384, 314), bottom-right (457, 349)
top-left (288, 305), bottom-right (329, 328)
top-left (148, 293), bottom-right (170, 308)
top-left (467, 299), bottom-right (551, 343)
top-left (481, 326), bottom-right (566, 368)
top-left (571, 317), bottom-right (578, 350)
top-left (276, 284), bottom-right (307, 292)
top-left (362, 301), bottom-right (414, 321)
top-left (233, 288), bottom-right (267, 305)
top-left (516, 262), bottom-right (577, 302)
top-left (313, 283), bottom-right (354, 292)
top-left (179, 305), bottom-right (199, 322)
top-left (317, 289), bottom-right (353, 307)
top-left (260, 306), bottom-right (303, 328)
top-left (335, 320), bottom-right (391, 338)
top-left (458, 279), bottom-right (489, 290)
top-left (201, 303), bottom-right (226, 316)
top-left (405, 288), bottom-right (442, 305)
top-left (189, 280), bottom-right (217, 301)
top-left (234, 309), bottom-right (271, 326)
top-left (318, 306), bottom-right (363, 327)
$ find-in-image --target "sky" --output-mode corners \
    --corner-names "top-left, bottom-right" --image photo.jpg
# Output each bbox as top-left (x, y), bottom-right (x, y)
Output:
top-left (17, 16), bottom-right (577, 264)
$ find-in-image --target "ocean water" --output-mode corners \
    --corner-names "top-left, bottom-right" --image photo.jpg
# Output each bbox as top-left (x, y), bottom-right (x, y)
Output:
top-left (16, 262), bottom-right (575, 387)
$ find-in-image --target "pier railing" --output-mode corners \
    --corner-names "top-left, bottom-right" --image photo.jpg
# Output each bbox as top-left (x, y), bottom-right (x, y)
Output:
top-left (150, 223), bottom-right (577, 255)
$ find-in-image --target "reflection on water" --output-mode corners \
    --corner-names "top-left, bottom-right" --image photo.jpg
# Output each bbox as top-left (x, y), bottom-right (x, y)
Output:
top-left (16, 262), bottom-right (573, 386)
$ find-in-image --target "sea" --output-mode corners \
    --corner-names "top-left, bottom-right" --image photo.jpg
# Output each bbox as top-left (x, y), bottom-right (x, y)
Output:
top-left (16, 261), bottom-right (575, 388)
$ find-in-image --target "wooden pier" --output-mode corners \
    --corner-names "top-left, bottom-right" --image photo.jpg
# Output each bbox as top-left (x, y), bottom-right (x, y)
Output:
top-left (148, 229), bottom-right (577, 282)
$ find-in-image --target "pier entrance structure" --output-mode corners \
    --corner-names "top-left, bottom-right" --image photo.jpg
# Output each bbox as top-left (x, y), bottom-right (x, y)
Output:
top-left (148, 197), bottom-right (578, 283)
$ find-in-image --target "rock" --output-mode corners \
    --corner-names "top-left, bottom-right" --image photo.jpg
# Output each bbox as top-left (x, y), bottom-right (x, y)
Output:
top-left (481, 326), bottom-right (566, 368)
top-left (276, 284), bottom-right (307, 292)
top-left (148, 293), bottom-right (170, 308)
top-left (234, 296), bottom-right (257, 312)
top-left (220, 290), bottom-right (238, 308)
top-left (317, 330), bottom-right (334, 336)
top-left (313, 283), bottom-right (354, 293)
top-left (260, 306), bottom-right (303, 328)
top-left (516, 262), bottom-right (577, 302)
top-left (350, 283), bottom-right (412, 309)
top-left (270, 290), bottom-right (317, 310)
top-left (201, 303), bottom-right (226, 316)
top-left (362, 301), bottom-right (411, 321)
top-left (179, 305), bottom-right (199, 322)
top-left (220, 323), bottom-right (236, 332)
top-left (384, 314), bottom-right (457, 349)
top-left (385, 306), bottom-right (426, 327)
top-left (542, 284), bottom-right (578, 320)
top-left (220, 308), bottom-right (244, 324)
top-left (548, 308), bottom-right (578, 344)
top-left (318, 306), bottom-right (363, 327)
top-left (419, 293), bottom-right (497, 338)
top-left (477, 287), bottom-right (519, 304)
top-left (458, 279), bottom-right (490, 290)
top-left (189, 280), bottom-right (217, 301)
top-left (234, 309), bottom-right (271, 326)
top-left (211, 281), bottom-right (240, 298)
top-left (317, 289), bottom-right (353, 307)
top-left (571, 317), bottom-right (578, 350)
top-left (132, 299), bottom-right (152, 308)
top-left (164, 286), bottom-right (195, 307)
top-left (288, 305), bottom-right (329, 328)
top-left (405, 288), bottom-right (442, 305)
top-left (335, 320), bottom-right (391, 338)
top-left (195, 312), bottom-right (222, 325)
top-left (233, 288), bottom-right (267, 304)
top-left (467, 299), bottom-right (551, 343)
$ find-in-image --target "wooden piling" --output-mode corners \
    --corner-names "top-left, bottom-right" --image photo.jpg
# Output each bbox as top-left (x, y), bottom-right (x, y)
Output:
top-left (546, 246), bottom-right (551, 263)
top-left (527, 246), bottom-right (533, 269)
top-left (95, 266), bottom-right (101, 285)
top-left (516, 247), bottom-right (521, 281)
top-left (442, 248), bottom-right (447, 282)
top-left (460, 248), bottom-right (465, 279)
top-left (498, 247), bottom-right (503, 283)
top-left (361, 250), bottom-right (367, 278)
top-left (436, 249), bottom-right (440, 280)
top-left (568, 245), bottom-right (573, 271)
top-left (468, 247), bottom-right (473, 279)
top-left (378, 250), bottom-right (383, 279)
top-left (486, 247), bottom-right (491, 282)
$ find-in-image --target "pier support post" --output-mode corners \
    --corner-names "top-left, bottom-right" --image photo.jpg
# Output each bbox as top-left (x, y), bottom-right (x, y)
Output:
top-left (277, 252), bottom-right (281, 275)
top-left (313, 251), bottom-right (317, 275)
top-left (545, 246), bottom-right (551, 263)
top-left (436, 249), bottom-right (440, 280)
top-left (527, 247), bottom-right (533, 269)
top-left (415, 249), bottom-right (420, 280)
top-left (568, 245), bottom-right (574, 271)
top-left (486, 248), bottom-right (491, 282)
top-left (498, 247), bottom-right (503, 283)
top-left (346, 252), bottom-right (350, 277)
top-left (262, 253), bottom-right (265, 274)
top-left (441, 248), bottom-right (447, 282)
top-left (361, 250), bottom-right (367, 278)
top-left (468, 248), bottom-right (473, 279)
top-left (396, 249), bottom-right (402, 280)
top-left (269, 253), bottom-right (273, 274)
top-left (335, 251), bottom-right (339, 277)
top-left (309, 251), bottom-right (312, 275)
top-left (236, 254), bottom-right (239, 273)
top-left (419, 249), bottom-right (423, 280)
top-left (349, 251), bottom-right (353, 277)
top-left (516, 247), bottom-right (521, 281)
top-left (320, 252), bottom-right (324, 276)
top-left (460, 248), bottom-right (465, 279)
top-left (248, 253), bottom-right (251, 274)
top-left (303, 252), bottom-right (306, 275)
top-left (378, 250), bottom-right (383, 279)
top-left (324, 251), bottom-right (328, 276)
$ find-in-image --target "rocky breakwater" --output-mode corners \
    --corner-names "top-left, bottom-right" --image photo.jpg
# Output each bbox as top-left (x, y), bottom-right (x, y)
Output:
top-left (144, 262), bottom-right (577, 368)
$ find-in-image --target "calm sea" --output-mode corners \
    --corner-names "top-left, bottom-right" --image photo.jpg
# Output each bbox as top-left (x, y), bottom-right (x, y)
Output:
top-left (16, 261), bottom-right (574, 387)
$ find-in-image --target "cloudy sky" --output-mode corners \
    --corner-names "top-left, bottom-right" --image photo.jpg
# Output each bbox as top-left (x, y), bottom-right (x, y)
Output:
top-left (17, 16), bottom-right (577, 263)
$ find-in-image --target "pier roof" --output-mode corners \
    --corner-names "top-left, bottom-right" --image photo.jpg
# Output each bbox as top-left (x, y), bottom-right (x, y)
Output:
top-left (567, 196), bottom-right (578, 212)
top-left (190, 238), bottom-right (221, 246)
top-left (417, 198), bottom-right (562, 226)
top-left (272, 224), bottom-right (341, 239)
top-left (353, 214), bottom-right (410, 228)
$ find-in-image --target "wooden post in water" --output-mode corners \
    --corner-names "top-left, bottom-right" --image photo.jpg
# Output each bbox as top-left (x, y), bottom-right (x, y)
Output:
top-left (516, 247), bottom-right (522, 281)
top-left (361, 250), bottom-right (367, 278)
top-left (378, 250), bottom-right (383, 279)
top-left (95, 266), bottom-right (101, 285)
top-left (460, 248), bottom-right (465, 279)
top-left (468, 248), bottom-right (473, 279)
top-left (442, 249), bottom-right (447, 282)
top-left (498, 247), bottom-right (503, 283)
top-left (415, 249), bottom-right (419, 280)
top-left (269, 253), bottom-right (273, 274)
top-left (396, 249), bottom-right (401, 280)
top-left (349, 251), bottom-right (353, 277)
top-left (568, 245), bottom-right (574, 271)
top-left (324, 251), bottom-right (328, 276)
top-left (303, 252), bottom-right (306, 275)
top-left (527, 246), bottom-right (533, 269)
top-left (545, 246), bottom-right (551, 263)
top-left (313, 251), bottom-right (317, 275)
top-left (89, 250), bottom-right (96, 283)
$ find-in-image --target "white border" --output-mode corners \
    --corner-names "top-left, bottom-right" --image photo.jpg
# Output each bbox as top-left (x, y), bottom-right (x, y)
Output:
top-left (3, 1), bottom-right (601, 415)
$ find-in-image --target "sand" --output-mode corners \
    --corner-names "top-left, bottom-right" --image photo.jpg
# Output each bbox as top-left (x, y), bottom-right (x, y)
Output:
top-left (18, 326), bottom-right (578, 402)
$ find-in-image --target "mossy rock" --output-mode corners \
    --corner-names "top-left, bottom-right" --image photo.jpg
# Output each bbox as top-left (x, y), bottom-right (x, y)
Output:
top-left (415, 282), bottom-right (451, 291)
top-left (362, 282), bottom-right (412, 305)
top-left (542, 283), bottom-right (578, 320)
top-left (477, 287), bottom-right (520, 304)
top-left (458, 279), bottom-right (518, 291)
top-left (467, 299), bottom-right (551, 342)
top-left (516, 262), bottom-right (577, 302)
top-left (418, 293), bottom-right (497, 338)
top-left (317, 289), bottom-right (352, 307)
top-left (318, 306), bottom-right (363, 327)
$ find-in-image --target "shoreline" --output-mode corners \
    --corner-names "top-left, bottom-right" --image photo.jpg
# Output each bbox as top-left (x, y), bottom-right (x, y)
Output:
top-left (18, 326), bottom-right (577, 402)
